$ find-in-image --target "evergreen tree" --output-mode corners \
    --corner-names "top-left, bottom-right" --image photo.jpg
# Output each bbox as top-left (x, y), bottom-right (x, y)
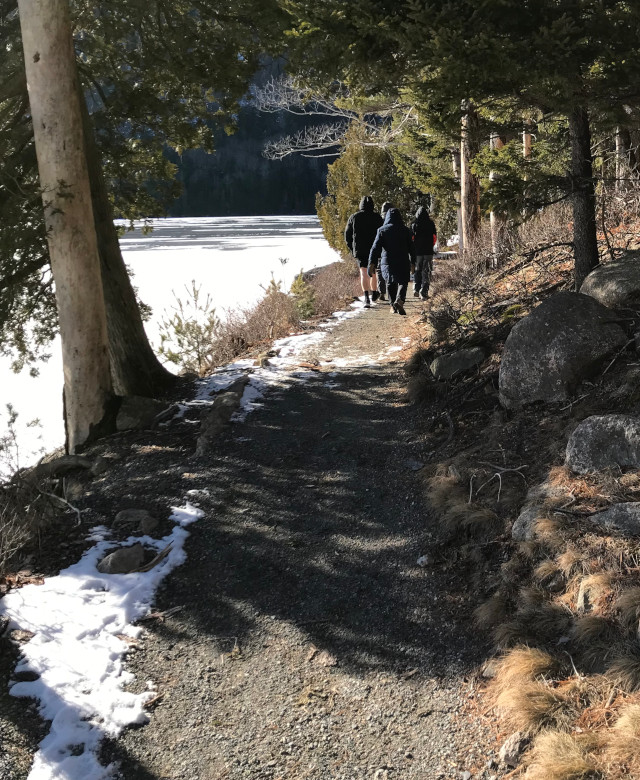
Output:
top-left (282, 0), bottom-right (640, 285)
top-left (0, 0), bottom-right (285, 384)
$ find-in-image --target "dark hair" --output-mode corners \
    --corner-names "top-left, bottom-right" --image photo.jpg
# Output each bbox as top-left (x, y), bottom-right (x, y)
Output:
top-left (381, 201), bottom-right (393, 215)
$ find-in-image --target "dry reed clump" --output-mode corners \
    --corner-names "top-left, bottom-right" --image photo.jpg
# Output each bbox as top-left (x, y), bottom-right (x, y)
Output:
top-left (474, 590), bottom-right (512, 630)
top-left (557, 548), bottom-right (585, 578)
top-left (524, 730), bottom-right (601, 780)
top-left (571, 617), bottom-right (620, 672)
top-left (532, 514), bottom-right (568, 551)
top-left (406, 372), bottom-right (448, 407)
top-left (603, 703), bottom-right (640, 773)
top-left (614, 587), bottom-right (640, 633)
top-left (491, 646), bottom-right (562, 695)
top-left (495, 681), bottom-right (577, 733)
top-left (535, 559), bottom-right (565, 589)
top-left (606, 647), bottom-right (640, 693)
top-left (493, 601), bottom-right (573, 648)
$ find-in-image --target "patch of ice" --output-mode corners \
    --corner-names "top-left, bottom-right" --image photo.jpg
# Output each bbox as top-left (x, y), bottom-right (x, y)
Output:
top-left (0, 502), bottom-right (204, 780)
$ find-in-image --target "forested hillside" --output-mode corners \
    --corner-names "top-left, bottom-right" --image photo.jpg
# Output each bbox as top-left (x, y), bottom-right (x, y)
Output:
top-left (167, 105), bottom-right (329, 216)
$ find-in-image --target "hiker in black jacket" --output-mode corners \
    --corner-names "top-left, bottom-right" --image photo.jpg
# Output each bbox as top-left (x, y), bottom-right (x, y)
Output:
top-left (367, 208), bottom-right (416, 315)
top-left (345, 196), bottom-right (383, 308)
top-left (410, 206), bottom-right (437, 300)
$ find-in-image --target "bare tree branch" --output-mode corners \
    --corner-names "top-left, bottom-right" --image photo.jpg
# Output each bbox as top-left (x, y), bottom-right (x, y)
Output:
top-left (255, 76), bottom-right (417, 160)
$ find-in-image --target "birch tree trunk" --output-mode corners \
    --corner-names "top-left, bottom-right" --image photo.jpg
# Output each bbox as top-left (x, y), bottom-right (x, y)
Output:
top-left (460, 105), bottom-right (481, 252)
top-left (568, 106), bottom-right (599, 290)
top-left (18, 0), bottom-right (113, 452)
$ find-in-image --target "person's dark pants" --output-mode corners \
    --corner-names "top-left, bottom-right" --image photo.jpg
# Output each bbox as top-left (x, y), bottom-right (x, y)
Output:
top-left (414, 255), bottom-right (434, 295)
top-left (376, 268), bottom-right (386, 296)
top-left (387, 281), bottom-right (408, 305)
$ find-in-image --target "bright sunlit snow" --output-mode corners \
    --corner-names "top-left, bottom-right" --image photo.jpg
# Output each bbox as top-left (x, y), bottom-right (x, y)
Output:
top-left (0, 503), bottom-right (204, 780)
top-left (0, 216), bottom-right (340, 470)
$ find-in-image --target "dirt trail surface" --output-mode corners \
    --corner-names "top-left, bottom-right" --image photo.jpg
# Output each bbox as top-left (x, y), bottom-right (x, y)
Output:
top-left (3, 298), bottom-right (502, 780)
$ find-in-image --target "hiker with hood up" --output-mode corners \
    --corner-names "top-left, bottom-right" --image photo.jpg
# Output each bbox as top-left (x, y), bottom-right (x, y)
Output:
top-left (367, 208), bottom-right (416, 315)
top-left (410, 205), bottom-right (437, 300)
top-left (345, 195), bottom-right (383, 308)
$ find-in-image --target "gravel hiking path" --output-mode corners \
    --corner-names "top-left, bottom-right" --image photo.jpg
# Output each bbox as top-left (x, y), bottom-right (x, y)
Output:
top-left (3, 297), bottom-right (503, 780)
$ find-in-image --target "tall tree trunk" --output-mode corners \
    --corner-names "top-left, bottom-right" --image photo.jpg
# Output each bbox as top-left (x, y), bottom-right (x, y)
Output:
top-left (460, 104), bottom-right (481, 251)
top-left (568, 106), bottom-right (599, 290)
top-left (18, 0), bottom-right (114, 453)
top-left (79, 97), bottom-right (175, 396)
top-left (489, 133), bottom-right (507, 268)
top-left (451, 150), bottom-right (464, 253)
top-left (616, 127), bottom-right (626, 190)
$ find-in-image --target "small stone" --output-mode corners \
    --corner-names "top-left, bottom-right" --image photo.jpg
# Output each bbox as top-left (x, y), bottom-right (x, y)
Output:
top-left (404, 458), bottom-right (424, 471)
top-left (461, 772), bottom-right (472, 780)
top-left (9, 629), bottom-right (35, 643)
top-left (97, 543), bottom-right (145, 574)
top-left (499, 731), bottom-right (528, 767)
top-left (114, 509), bottom-right (158, 534)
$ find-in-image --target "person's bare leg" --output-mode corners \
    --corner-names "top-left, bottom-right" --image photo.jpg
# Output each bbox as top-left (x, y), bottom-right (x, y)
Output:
top-left (359, 267), bottom-right (372, 293)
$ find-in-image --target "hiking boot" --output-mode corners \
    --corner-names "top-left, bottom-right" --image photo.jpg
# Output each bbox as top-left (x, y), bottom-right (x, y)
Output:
top-left (395, 301), bottom-right (406, 315)
top-left (363, 301), bottom-right (371, 308)
top-left (372, 290), bottom-right (380, 302)
top-left (378, 293), bottom-right (386, 301)
top-left (391, 302), bottom-right (398, 314)
top-left (413, 290), bottom-right (420, 297)
top-left (420, 292), bottom-right (429, 301)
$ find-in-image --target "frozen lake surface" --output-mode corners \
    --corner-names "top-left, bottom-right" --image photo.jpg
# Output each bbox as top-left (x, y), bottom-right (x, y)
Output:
top-left (0, 216), bottom-right (340, 469)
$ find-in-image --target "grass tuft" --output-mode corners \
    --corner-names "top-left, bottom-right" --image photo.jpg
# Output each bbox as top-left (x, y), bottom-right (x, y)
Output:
top-left (525, 730), bottom-right (601, 780)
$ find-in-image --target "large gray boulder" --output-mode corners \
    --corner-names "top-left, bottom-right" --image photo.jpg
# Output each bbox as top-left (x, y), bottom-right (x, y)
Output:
top-left (511, 480), bottom-right (571, 541)
top-left (590, 503), bottom-right (640, 537)
top-left (580, 253), bottom-right (640, 308)
top-left (499, 292), bottom-right (626, 408)
top-left (430, 347), bottom-right (485, 380)
top-left (566, 415), bottom-right (640, 474)
top-left (97, 543), bottom-right (145, 574)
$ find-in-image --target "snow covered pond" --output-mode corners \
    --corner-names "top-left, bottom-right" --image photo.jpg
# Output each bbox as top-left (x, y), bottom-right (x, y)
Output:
top-left (0, 216), bottom-right (340, 469)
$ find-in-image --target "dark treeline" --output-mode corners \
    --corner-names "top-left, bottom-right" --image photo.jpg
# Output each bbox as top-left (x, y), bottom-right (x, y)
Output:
top-left (167, 106), bottom-right (329, 216)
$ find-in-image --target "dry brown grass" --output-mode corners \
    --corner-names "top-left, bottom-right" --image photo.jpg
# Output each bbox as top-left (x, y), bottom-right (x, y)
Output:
top-left (474, 590), bottom-right (511, 630)
top-left (495, 681), bottom-right (576, 733)
top-left (491, 647), bottom-right (562, 694)
top-left (524, 731), bottom-right (601, 780)
top-left (614, 587), bottom-right (640, 632)
top-left (603, 703), bottom-right (640, 773)
top-left (557, 548), bottom-right (585, 578)
top-left (493, 601), bottom-right (573, 648)
top-left (606, 648), bottom-right (640, 693)
top-left (305, 261), bottom-right (360, 317)
top-left (535, 559), bottom-right (564, 587)
top-left (533, 515), bottom-right (567, 550)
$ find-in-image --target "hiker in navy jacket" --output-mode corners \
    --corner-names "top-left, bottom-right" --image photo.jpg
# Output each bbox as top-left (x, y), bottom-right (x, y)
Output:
top-left (367, 208), bottom-right (416, 315)
top-left (345, 196), bottom-right (383, 308)
top-left (410, 206), bottom-right (437, 300)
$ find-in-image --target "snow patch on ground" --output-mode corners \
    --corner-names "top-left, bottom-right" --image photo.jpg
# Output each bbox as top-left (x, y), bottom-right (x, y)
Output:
top-left (0, 503), bottom-right (204, 780)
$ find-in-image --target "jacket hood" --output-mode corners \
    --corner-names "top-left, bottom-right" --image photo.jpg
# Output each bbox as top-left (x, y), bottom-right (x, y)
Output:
top-left (381, 201), bottom-right (393, 215)
top-left (384, 208), bottom-right (403, 226)
top-left (360, 195), bottom-right (375, 211)
top-left (415, 205), bottom-right (430, 220)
